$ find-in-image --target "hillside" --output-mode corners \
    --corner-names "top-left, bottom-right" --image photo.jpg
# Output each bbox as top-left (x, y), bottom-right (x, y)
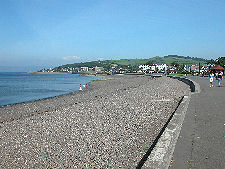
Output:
top-left (53, 55), bottom-right (208, 72)
top-left (53, 59), bottom-right (149, 72)
top-left (150, 55), bottom-right (207, 65)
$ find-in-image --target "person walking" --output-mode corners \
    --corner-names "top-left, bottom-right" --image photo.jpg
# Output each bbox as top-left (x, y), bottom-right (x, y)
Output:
top-left (79, 84), bottom-right (83, 90)
top-left (217, 72), bottom-right (223, 87)
top-left (209, 72), bottom-right (214, 88)
top-left (215, 72), bottom-right (218, 80)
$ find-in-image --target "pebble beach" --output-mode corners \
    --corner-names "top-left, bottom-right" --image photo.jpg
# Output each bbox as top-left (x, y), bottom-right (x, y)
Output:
top-left (0, 75), bottom-right (190, 168)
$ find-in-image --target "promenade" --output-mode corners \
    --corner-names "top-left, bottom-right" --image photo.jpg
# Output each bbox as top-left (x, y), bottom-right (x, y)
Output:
top-left (171, 76), bottom-right (225, 169)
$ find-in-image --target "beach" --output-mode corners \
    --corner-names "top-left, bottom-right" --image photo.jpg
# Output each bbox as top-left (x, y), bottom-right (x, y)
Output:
top-left (0, 75), bottom-right (190, 168)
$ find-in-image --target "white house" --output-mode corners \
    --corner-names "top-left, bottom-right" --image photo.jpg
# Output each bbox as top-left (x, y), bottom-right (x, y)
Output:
top-left (94, 66), bottom-right (104, 73)
top-left (156, 64), bottom-right (168, 71)
top-left (139, 64), bottom-right (168, 72)
top-left (139, 64), bottom-right (150, 71)
top-left (138, 65), bottom-right (155, 71)
top-left (80, 67), bottom-right (89, 72)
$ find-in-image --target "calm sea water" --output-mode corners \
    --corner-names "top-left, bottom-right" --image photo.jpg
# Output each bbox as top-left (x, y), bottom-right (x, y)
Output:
top-left (0, 74), bottom-right (100, 107)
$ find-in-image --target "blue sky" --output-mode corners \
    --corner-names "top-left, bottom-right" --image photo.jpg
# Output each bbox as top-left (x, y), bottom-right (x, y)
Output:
top-left (0, 0), bottom-right (224, 72)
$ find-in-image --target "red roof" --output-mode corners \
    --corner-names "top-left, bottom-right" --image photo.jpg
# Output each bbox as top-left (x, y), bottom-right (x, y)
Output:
top-left (210, 65), bottom-right (225, 70)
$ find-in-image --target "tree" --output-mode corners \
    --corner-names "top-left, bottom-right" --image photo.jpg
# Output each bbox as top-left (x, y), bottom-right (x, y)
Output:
top-left (171, 61), bottom-right (179, 68)
top-left (216, 57), bottom-right (225, 66)
top-left (206, 59), bottom-right (216, 65)
top-left (146, 60), bottom-right (154, 66)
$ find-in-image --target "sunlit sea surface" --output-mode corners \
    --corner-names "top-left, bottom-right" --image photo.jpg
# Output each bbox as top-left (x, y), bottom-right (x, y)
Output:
top-left (0, 73), bottom-right (100, 106)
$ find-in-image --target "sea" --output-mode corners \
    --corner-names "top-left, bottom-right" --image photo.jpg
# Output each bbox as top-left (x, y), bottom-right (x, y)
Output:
top-left (0, 73), bottom-right (100, 107)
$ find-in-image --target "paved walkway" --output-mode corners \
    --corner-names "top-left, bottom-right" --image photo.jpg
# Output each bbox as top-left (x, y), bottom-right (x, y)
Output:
top-left (170, 76), bottom-right (225, 169)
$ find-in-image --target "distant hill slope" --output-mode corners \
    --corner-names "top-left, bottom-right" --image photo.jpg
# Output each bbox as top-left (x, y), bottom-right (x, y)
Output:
top-left (150, 55), bottom-right (208, 65)
top-left (53, 59), bottom-right (149, 71)
top-left (53, 55), bottom-right (208, 71)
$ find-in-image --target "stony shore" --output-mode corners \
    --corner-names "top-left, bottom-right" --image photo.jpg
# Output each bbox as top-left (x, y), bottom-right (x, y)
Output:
top-left (0, 75), bottom-right (190, 168)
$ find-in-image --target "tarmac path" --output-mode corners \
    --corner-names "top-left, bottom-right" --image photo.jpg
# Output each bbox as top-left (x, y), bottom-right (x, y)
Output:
top-left (170, 76), bottom-right (225, 169)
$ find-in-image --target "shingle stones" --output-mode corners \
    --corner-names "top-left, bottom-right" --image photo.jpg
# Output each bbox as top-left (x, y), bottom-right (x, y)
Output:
top-left (0, 75), bottom-right (190, 168)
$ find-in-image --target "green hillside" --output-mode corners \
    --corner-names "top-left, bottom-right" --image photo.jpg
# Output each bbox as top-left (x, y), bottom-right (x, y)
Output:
top-left (149, 55), bottom-right (207, 65)
top-left (111, 59), bottom-right (149, 66)
top-left (53, 55), bottom-right (208, 72)
top-left (53, 59), bottom-right (149, 72)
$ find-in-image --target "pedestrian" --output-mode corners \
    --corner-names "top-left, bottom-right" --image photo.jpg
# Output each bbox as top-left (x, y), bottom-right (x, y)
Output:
top-left (215, 72), bottom-right (218, 80)
top-left (209, 72), bottom-right (214, 88)
top-left (217, 72), bottom-right (223, 87)
top-left (79, 84), bottom-right (83, 91)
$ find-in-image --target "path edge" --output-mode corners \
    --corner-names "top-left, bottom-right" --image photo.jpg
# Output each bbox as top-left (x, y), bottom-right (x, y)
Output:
top-left (142, 77), bottom-right (200, 169)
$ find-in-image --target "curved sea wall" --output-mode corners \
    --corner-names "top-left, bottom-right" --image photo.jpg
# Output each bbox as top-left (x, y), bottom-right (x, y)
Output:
top-left (167, 75), bottom-right (195, 92)
top-left (0, 75), bottom-right (190, 168)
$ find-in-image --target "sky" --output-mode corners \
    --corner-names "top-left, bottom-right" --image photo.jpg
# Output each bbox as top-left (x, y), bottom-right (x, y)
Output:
top-left (0, 0), bottom-right (224, 72)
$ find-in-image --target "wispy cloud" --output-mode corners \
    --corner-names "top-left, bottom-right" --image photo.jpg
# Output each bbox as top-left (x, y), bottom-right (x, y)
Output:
top-left (62, 56), bottom-right (80, 61)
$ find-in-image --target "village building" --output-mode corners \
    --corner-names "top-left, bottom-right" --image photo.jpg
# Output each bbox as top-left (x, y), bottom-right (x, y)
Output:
top-left (80, 67), bottom-right (89, 72)
top-left (94, 66), bottom-right (104, 73)
top-left (139, 64), bottom-right (168, 73)
top-left (156, 64), bottom-right (168, 71)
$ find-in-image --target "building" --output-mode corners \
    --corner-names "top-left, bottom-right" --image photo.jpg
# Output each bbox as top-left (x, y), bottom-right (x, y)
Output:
top-left (156, 64), bottom-right (168, 72)
top-left (80, 67), bottom-right (89, 72)
top-left (139, 64), bottom-right (168, 73)
top-left (94, 66), bottom-right (104, 73)
top-left (138, 65), bottom-right (155, 71)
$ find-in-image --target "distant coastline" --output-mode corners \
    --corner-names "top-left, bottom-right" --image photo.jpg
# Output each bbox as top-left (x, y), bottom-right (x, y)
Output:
top-left (27, 72), bottom-right (73, 74)
top-left (0, 72), bottom-right (27, 74)
top-left (0, 72), bottom-right (72, 75)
